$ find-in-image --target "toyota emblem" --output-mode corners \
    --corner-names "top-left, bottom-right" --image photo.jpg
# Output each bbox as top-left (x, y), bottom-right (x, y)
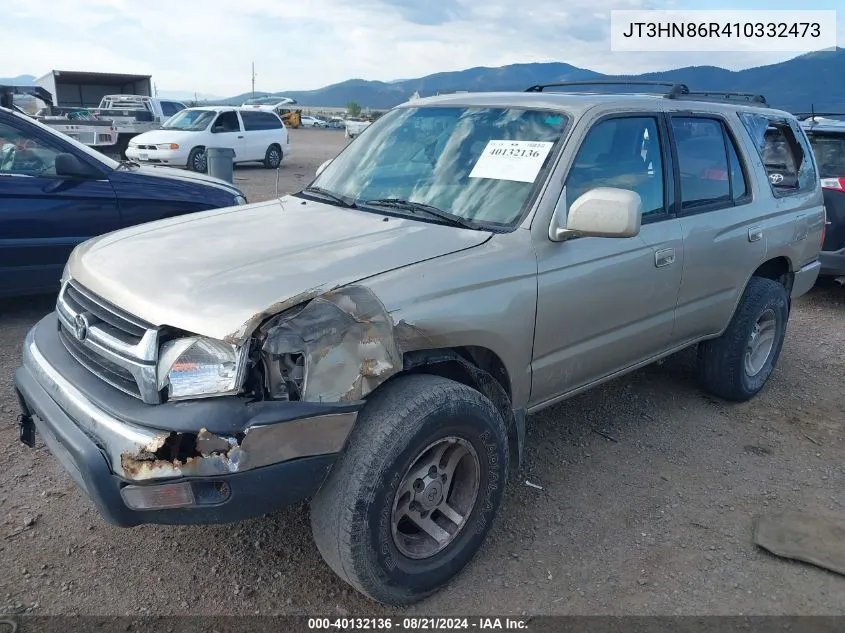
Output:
top-left (769, 173), bottom-right (784, 184)
top-left (73, 313), bottom-right (89, 342)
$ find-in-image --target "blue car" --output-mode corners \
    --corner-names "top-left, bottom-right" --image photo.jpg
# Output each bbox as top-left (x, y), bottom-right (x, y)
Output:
top-left (0, 105), bottom-right (247, 298)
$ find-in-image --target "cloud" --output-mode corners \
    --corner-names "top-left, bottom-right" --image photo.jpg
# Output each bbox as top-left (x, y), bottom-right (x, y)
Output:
top-left (1, 0), bottom-right (841, 96)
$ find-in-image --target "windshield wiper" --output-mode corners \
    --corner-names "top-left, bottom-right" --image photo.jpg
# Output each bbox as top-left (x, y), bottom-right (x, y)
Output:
top-left (362, 198), bottom-right (477, 229)
top-left (117, 159), bottom-right (140, 170)
top-left (301, 186), bottom-right (357, 208)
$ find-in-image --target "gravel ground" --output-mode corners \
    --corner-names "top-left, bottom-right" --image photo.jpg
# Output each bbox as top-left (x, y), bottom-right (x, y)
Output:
top-left (0, 127), bottom-right (843, 616)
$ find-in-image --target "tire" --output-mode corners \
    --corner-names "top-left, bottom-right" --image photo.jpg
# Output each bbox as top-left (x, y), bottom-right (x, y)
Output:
top-left (310, 374), bottom-right (509, 605)
top-left (263, 144), bottom-right (282, 169)
top-left (697, 276), bottom-right (790, 402)
top-left (187, 147), bottom-right (207, 173)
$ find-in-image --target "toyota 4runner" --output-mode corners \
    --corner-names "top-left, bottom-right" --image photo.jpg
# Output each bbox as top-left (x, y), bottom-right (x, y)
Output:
top-left (14, 82), bottom-right (825, 606)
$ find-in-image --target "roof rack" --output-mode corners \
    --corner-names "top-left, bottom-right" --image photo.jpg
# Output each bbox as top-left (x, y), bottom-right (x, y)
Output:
top-left (524, 80), bottom-right (689, 98)
top-left (669, 91), bottom-right (768, 105)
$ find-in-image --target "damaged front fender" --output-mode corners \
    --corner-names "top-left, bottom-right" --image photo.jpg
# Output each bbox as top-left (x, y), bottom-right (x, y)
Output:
top-left (260, 285), bottom-right (404, 403)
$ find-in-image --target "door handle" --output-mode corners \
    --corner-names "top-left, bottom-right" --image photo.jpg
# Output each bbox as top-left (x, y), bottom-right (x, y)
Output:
top-left (748, 227), bottom-right (763, 242)
top-left (237, 135), bottom-right (244, 139)
top-left (654, 248), bottom-right (675, 268)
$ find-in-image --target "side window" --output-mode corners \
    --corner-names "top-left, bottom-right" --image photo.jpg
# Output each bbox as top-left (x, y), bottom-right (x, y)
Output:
top-left (565, 116), bottom-right (666, 217)
top-left (258, 112), bottom-right (283, 129)
top-left (213, 111), bottom-right (240, 132)
top-left (671, 117), bottom-right (734, 209)
top-left (240, 111), bottom-right (259, 131)
top-left (0, 121), bottom-right (61, 176)
top-left (739, 112), bottom-right (812, 194)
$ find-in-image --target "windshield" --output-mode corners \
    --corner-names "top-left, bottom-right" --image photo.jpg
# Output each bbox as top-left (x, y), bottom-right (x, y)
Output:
top-left (806, 130), bottom-right (845, 178)
top-left (162, 110), bottom-right (215, 131)
top-left (308, 106), bottom-right (568, 227)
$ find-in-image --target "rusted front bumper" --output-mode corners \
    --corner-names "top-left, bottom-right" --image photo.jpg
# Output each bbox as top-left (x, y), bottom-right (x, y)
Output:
top-left (13, 314), bottom-right (362, 527)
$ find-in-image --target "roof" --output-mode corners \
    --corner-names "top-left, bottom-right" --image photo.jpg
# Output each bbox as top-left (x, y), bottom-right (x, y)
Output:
top-left (36, 70), bottom-right (152, 84)
top-left (799, 116), bottom-right (845, 134)
top-left (398, 90), bottom-right (791, 118)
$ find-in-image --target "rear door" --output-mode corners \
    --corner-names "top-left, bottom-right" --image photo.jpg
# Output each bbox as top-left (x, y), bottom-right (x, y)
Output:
top-left (669, 114), bottom-right (770, 343)
top-left (0, 112), bottom-right (119, 296)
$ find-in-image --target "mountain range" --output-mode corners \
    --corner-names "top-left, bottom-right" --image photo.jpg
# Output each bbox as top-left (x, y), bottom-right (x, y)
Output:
top-left (5, 47), bottom-right (844, 113)
top-left (218, 47), bottom-right (845, 112)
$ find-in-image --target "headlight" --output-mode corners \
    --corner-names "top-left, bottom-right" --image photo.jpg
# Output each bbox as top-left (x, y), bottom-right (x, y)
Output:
top-left (156, 143), bottom-right (179, 150)
top-left (157, 336), bottom-right (245, 401)
top-left (235, 194), bottom-right (248, 205)
top-left (128, 141), bottom-right (138, 148)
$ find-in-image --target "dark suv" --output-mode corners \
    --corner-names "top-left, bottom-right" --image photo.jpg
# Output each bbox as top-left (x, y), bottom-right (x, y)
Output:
top-left (796, 113), bottom-right (845, 280)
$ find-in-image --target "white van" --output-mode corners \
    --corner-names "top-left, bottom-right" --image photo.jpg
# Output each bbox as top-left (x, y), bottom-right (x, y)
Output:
top-left (126, 106), bottom-right (291, 172)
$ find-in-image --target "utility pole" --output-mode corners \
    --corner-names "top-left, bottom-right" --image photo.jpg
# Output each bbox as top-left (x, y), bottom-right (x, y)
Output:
top-left (251, 62), bottom-right (256, 99)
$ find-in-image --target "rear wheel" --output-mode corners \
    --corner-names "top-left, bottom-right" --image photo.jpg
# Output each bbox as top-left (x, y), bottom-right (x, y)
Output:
top-left (263, 144), bottom-right (282, 169)
top-left (187, 147), bottom-right (207, 172)
top-left (310, 374), bottom-right (509, 605)
top-left (697, 276), bottom-right (789, 402)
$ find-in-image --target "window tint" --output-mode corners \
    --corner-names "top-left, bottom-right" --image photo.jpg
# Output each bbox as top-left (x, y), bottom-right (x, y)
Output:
top-left (241, 111), bottom-right (283, 131)
top-left (672, 117), bottom-right (734, 208)
top-left (739, 112), bottom-right (813, 194)
top-left (213, 111), bottom-right (241, 132)
top-left (160, 101), bottom-right (183, 117)
top-left (566, 116), bottom-right (665, 216)
top-left (0, 121), bottom-right (62, 176)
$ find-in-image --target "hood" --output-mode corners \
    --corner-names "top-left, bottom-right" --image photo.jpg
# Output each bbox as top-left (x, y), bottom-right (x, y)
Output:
top-left (128, 163), bottom-right (240, 193)
top-left (130, 129), bottom-right (198, 146)
top-left (67, 196), bottom-right (492, 343)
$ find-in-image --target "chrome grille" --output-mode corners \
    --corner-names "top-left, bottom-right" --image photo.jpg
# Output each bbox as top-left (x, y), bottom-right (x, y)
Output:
top-left (56, 280), bottom-right (161, 403)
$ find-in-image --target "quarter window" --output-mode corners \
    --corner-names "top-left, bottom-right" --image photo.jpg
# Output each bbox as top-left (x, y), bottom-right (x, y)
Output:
top-left (565, 116), bottom-right (666, 217)
top-left (241, 111), bottom-right (284, 131)
top-left (671, 117), bottom-right (748, 209)
top-left (739, 112), bottom-right (815, 194)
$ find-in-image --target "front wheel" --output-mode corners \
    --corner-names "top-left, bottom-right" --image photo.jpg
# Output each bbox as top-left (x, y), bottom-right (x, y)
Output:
top-left (697, 276), bottom-right (790, 402)
top-left (263, 144), bottom-right (282, 169)
top-left (310, 374), bottom-right (509, 605)
top-left (187, 147), bottom-right (207, 173)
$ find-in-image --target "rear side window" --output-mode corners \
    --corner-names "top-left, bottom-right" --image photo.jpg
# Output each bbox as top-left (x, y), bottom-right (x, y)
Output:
top-left (160, 101), bottom-right (183, 117)
top-left (670, 117), bottom-right (748, 210)
top-left (241, 111), bottom-right (283, 131)
top-left (739, 112), bottom-right (816, 194)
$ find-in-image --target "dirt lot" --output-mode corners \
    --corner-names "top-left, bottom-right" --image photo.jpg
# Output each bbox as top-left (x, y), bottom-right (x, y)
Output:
top-left (1, 127), bottom-right (844, 616)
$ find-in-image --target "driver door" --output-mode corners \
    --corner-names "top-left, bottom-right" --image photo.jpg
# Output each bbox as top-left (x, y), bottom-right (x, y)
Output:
top-left (530, 113), bottom-right (684, 406)
top-left (209, 110), bottom-right (246, 161)
top-left (0, 113), bottom-right (119, 296)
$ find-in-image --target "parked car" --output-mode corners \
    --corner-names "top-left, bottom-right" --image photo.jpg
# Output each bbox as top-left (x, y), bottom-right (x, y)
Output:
top-left (126, 106), bottom-right (291, 172)
top-left (795, 113), bottom-right (845, 281)
top-left (300, 116), bottom-right (327, 128)
top-left (14, 83), bottom-right (824, 606)
top-left (326, 117), bottom-right (345, 129)
top-left (344, 117), bottom-right (371, 138)
top-left (93, 95), bottom-right (187, 157)
top-left (0, 104), bottom-right (247, 298)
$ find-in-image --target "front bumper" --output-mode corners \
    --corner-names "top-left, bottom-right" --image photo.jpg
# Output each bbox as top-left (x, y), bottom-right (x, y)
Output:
top-left (14, 314), bottom-right (362, 527)
top-left (126, 146), bottom-right (188, 167)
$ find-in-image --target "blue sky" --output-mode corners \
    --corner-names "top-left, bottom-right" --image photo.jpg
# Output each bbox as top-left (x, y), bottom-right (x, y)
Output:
top-left (2, 0), bottom-right (842, 98)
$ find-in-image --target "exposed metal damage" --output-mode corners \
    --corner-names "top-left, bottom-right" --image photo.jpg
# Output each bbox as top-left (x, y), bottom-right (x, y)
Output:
top-left (260, 285), bottom-right (403, 403)
top-left (119, 412), bottom-right (358, 481)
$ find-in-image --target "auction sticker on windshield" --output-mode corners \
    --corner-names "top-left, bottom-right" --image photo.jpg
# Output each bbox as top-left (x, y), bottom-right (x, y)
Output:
top-left (469, 140), bottom-right (554, 183)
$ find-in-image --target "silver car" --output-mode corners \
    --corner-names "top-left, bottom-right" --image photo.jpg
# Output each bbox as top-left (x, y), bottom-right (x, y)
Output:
top-left (14, 82), bottom-right (825, 605)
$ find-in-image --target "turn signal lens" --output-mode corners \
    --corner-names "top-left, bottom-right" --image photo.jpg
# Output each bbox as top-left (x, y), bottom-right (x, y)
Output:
top-left (121, 482), bottom-right (195, 510)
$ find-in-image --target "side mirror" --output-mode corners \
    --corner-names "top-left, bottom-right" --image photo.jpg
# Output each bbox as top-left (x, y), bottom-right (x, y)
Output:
top-left (549, 187), bottom-right (642, 241)
top-left (55, 153), bottom-right (102, 179)
top-left (315, 158), bottom-right (332, 177)
top-left (211, 125), bottom-right (224, 133)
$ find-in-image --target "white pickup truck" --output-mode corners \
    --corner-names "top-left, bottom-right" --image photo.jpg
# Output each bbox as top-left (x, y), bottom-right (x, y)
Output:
top-left (344, 117), bottom-right (371, 139)
top-left (92, 95), bottom-right (187, 156)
